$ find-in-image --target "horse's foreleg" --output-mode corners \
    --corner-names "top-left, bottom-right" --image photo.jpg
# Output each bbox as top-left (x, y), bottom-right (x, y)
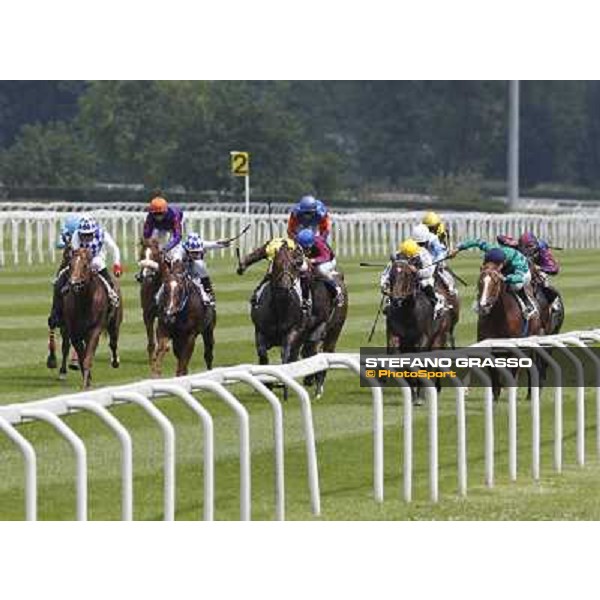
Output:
top-left (177, 335), bottom-right (198, 377)
top-left (82, 326), bottom-right (102, 389)
top-left (256, 330), bottom-right (269, 365)
top-left (202, 326), bottom-right (215, 371)
top-left (152, 325), bottom-right (170, 378)
top-left (144, 313), bottom-right (157, 368)
top-left (108, 314), bottom-right (121, 369)
top-left (59, 328), bottom-right (70, 380)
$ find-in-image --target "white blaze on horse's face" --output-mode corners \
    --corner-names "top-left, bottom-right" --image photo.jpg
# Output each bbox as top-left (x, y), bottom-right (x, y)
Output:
top-left (143, 247), bottom-right (152, 278)
top-left (480, 274), bottom-right (492, 311)
top-left (167, 280), bottom-right (177, 315)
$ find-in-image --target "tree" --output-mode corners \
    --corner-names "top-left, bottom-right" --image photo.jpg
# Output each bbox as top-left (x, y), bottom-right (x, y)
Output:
top-left (0, 121), bottom-right (96, 186)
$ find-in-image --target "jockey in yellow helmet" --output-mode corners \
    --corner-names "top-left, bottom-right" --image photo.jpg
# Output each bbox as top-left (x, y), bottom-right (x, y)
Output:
top-left (380, 238), bottom-right (445, 318)
top-left (422, 211), bottom-right (449, 247)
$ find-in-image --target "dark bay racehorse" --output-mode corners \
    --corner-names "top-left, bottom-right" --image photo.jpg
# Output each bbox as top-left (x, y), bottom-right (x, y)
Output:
top-left (386, 259), bottom-right (454, 353)
top-left (250, 241), bottom-right (306, 365)
top-left (476, 261), bottom-right (544, 399)
top-left (63, 249), bottom-right (123, 389)
top-left (530, 264), bottom-right (564, 336)
top-left (385, 258), bottom-right (455, 403)
top-left (152, 263), bottom-right (216, 377)
top-left (300, 268), bottom-right (348, 397)
top-left (138, 238), bottom-right (168, 368)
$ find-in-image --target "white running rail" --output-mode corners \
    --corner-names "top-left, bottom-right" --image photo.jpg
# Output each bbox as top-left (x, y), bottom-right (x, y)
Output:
top-left (1, 209), bottom-right (600, 266)
top-left (0, 329), bottom-right (598, 520)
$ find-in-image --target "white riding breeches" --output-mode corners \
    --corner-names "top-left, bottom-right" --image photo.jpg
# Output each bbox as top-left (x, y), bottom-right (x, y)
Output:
top-left (150, 229), bottom-right (184, 262)
top-left (189, 258), bottom-right (209, 279)
top-left (437, 267), bottom-right (456, 293)
top-left (508, 270), bottom-right (531, 291)
top-left (315, 259), bottom-right (337, 279)
top-left (91, 255), bottom-right (106, 272)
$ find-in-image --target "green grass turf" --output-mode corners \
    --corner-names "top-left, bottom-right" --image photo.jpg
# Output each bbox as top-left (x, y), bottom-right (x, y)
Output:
top-left (1, 248), bottom-right (600, 520)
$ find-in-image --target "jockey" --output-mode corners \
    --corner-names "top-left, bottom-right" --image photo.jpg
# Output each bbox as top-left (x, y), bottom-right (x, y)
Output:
top-left (56, 214), bottom-right (81, 250)
top-left (71, 216), bottom-right (122, 308)
top-left (237, 237), bottom-right (302, 307)
top-left (422, 211), bottom-right (449, 246)
top-left (47, 214), bottom-right (82, 338)
top-left (451, 238), bottom-right (537, 319)
top-left (287, 195), bottom-right (332, 242)
top-left (411, 223), bottom-right (456, 296)
top-left (296, 228), bottom-right (344, 307)
top-left (380, 238), bottom-right (445, 319)
top-left (181, 232), bottom-right (230, 306)
top-left (141, 193), bottom-right (185, 264)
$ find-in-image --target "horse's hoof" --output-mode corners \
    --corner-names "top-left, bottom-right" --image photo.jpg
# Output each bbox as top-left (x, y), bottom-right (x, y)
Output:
top-left (69, 361), bottom-right (79, 371)
top-left (111, 357), bottom-right (120, 368)
top-left (58, 372), bottom-right (67, 381)
top-left (46, 355), bottom-right (57, 369)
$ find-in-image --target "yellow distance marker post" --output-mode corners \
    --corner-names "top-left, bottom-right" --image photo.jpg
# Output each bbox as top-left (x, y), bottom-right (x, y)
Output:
top-left (230, 151), bottom-right (251, 249)
top-left (230, 151), bottom-right (251, 225)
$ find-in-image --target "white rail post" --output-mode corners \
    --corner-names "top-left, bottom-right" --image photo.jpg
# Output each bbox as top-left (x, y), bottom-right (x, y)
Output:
top-left (577, 331), bottom-right (600, 457)
top-left (112, 391), bottom-right (176, 521)
top-left (20, 409), bottom-right (87, 521)
top-left (326, 355), bottom-right (384, 503)
top-left (151, 383), bottom-right (215, 522)
top-left (223, 371), bottom-right (285, 521)
top-left (519, 342), bottom-right (563, 473)
top-left (542, 340), bottom-right (585, 466)
top-left (0, 416), bottom-right (37, 521)
top-left (66, 400), bottom-right (133, 521)
top-left (250, 366), bottom-right (321, 517)
top-left (189, 379), bottom-right (251, 521)
top-left (389, 378), bottom-right (414, 502)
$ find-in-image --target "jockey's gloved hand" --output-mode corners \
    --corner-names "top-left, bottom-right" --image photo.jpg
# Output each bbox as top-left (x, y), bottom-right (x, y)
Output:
top-left (113, 264), bottom-right (123, 278)
top-left (447, 248), bottom-right (460, 259)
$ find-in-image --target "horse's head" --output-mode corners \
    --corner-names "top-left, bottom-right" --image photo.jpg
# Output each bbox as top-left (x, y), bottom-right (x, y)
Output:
top-left (478, 262), bottom-right (506, 315)
top-left (69, 248), bottom-right (93, 293)
top-left (388, 258), bottom-right (418, 306)
top-left (160, 264), bottom-right (189, 324)
top-left (138, 238), bottom-right (163, 281)
top-left (271, 241), bottom-right (304, 291)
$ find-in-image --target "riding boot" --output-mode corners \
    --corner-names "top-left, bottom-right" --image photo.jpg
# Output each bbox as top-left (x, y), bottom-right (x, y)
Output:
top-left (327, 279), bottom-right (345, 307)
top-left (300, 276), bottom-right (312, 314)
top-left (516, 288), bottom-right (537, 320)
top-left (155, 284), bottom-right (165, 306)
top-left (98, 268), bottom-right (120, 308)
top-left (423, 285), bottom-right (444, 319)
top-left (200, 277), bottom-right (216, 306)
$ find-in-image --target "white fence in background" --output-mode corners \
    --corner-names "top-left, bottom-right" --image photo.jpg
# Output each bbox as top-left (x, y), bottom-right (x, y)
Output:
top-left (0, 329), bottom-right (599, 520)
top-left (1, 209), bottom-right (600, 266)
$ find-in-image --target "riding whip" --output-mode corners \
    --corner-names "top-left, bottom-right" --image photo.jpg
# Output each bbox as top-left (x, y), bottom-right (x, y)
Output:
top-left (367, 295), bottom-right (385, 343)
top-left (225, 223), bottom-right (251, 244)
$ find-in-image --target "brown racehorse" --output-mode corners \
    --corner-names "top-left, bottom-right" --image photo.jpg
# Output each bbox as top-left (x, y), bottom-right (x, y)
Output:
top-left (138, 238), bottom-right (168, 368)
top-left (476, 262), bottom-right (543, 341)
top-left (386, 259), bottom-right (454, 353)
top-left (63, 248), bottom-right (123, 388)
top-left (530, 264), bottom-right (564, 336)
top-left (299, 266), bottom-right (348, 397)
top-left (476, 262), bottom-right (544, 399)
top-left (250, 241), bottom-right (306, 366)
top-left (152, 262), bottom-right (216, 377)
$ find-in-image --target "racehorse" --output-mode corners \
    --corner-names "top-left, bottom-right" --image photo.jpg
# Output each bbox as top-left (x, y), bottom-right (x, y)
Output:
top-left (386, 259), bottom-right (454, 353)
top-left (476, 261), bottom-right (544, 399)
top-left (299, 267), bottom-right (348, 397)
top-left (138, 238), bottom-right (168, 368)
top-left (530, 264), bottom-right (564, 336)
top-left (152, 262), bottom-right (216, 377)
top-left (250, 241), bottom-right (306, 365)
top-left (63, 248), bottom-right (123, 388)
top-left (385, 258), bottom-right (455, 403)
